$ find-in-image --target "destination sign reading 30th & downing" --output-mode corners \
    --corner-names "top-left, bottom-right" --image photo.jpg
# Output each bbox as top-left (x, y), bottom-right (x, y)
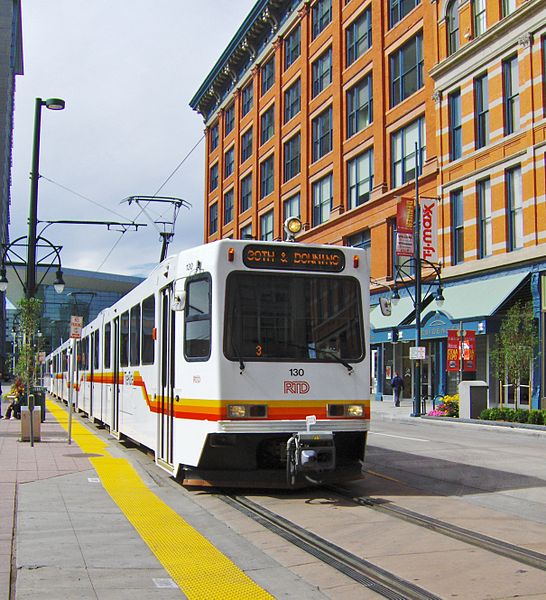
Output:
top-left (243, 245), bottom-right (345, 272)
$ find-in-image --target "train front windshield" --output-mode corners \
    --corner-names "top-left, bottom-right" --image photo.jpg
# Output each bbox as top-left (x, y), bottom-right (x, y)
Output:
top-left (224, 272), bottom-right (364, 362)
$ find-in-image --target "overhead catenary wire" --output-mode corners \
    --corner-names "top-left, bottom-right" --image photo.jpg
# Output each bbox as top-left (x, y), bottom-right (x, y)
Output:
top-left (39, 135), bottom-right (205, 271)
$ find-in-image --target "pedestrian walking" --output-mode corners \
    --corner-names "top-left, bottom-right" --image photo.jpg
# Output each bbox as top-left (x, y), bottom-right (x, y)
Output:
top-left (391, 372), bottom-right (404, 407)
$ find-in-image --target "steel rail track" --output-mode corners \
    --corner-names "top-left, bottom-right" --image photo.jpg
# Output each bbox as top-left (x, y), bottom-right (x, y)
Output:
top-left (220, 494), bottom-right (442, 600)
top-left (329, 485), bottom-right (546, 572)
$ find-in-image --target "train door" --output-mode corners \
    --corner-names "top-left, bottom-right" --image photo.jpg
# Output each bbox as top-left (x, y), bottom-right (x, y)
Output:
top-left (112, 317), bottom-right (120, 436)
top-left (157, 285), bottom-right (175, 469)
top-left (89, 332), bottom-right (95, 417)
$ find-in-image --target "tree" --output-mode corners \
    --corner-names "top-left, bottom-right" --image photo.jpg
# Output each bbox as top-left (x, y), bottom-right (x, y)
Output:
top-left (15, 297), bottom-right (43, 392)
top-left (490, 300), bottom-right (537, 404)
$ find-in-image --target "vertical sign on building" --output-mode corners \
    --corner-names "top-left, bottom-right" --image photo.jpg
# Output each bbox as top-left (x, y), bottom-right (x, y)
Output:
top-left (70, 316), bottom-right (83, 340)
top-left (420, 197), bottom-right (439, 263)
top-left (396, 197), bottom-right (415, 257)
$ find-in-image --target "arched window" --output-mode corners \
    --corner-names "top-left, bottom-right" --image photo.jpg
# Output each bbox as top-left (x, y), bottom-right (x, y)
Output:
top-left (472, 0), bottom-right (486, 37)
top-left (446, 1), bottom-right (459, 55)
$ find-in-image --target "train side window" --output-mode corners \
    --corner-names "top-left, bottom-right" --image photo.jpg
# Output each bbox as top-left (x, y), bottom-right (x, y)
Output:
top-left (120, 311), bottom-right (129, 367)
top-left (62, 350), bottom-right (67, 372)
top-left (104, 323), bottom-right (111, 369)
top-left (141, 295), bottom-right (155, 365)
top-left (184, 275), bottom-right (211, 360)
top-left (130, 304), bottom-right (141, 366)
top-left (93, 330), bottom-right (100, 369)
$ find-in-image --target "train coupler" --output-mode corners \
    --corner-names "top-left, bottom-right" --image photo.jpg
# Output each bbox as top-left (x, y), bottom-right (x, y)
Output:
top-left (286, 431), bottom-right (336, 486)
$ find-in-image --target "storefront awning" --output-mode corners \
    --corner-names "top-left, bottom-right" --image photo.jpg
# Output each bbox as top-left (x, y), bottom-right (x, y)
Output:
top-left (422, 271), bottom-right (528, 322)
top-left (370, 295), bottom-right (415, 330)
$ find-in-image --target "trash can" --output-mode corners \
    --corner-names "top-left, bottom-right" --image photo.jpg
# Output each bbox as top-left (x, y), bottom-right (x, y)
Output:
top-left (19, 389), bottom-right (46, 422)
top-left (458, 380), bottom-right (488, 419)
top-left (20, 406), bottom-right (41, 442)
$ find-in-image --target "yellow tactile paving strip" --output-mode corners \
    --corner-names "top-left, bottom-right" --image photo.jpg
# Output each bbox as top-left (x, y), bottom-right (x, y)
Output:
top-left (46, 399), bottom-right (273, 599)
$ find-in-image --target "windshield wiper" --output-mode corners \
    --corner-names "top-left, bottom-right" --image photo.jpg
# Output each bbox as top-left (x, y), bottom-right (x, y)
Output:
top-left (283, 341), bottom-right (355, 375)
top-left (317, 349), bottom-right (354, 374)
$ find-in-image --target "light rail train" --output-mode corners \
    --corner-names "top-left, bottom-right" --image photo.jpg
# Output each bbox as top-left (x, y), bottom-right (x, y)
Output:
top-left (46, 236), bottom-right (370, 487)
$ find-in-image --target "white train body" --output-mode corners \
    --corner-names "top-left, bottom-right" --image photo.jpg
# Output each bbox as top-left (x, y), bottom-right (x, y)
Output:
top-left (47, 240), bottom-right (370, 487)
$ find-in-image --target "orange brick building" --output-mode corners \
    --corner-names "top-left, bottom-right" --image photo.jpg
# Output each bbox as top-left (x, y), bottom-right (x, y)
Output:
top-left (190, 0), bottom-right (546, 409)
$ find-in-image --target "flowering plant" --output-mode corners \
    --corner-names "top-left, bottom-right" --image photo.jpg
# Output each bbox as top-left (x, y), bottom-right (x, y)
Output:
top-left (427, 409), bottom-right (447, 417)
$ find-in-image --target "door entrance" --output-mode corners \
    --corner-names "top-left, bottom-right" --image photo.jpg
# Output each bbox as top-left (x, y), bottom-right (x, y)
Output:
top-left (158, 286), bottom-right (175, 469)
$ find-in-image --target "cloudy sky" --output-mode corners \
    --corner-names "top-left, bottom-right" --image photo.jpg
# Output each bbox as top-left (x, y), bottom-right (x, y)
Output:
top-left (11, 0), bottom-right (256, 276)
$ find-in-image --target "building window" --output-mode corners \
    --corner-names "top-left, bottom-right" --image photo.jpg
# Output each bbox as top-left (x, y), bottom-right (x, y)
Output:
top-left (392, 116), bottom-right (426, 188)
top-left (240, 223), bottom-right (253, 240)
top-left (261, 56), bottom-right (275, 95)
top-left (474, 74), bottom-right (489, 149)
top-left (503, 55), bottom-right (519, 135)
top-left (312, 106), bottom-right (333, 162)
top-left (241, 128), bottom-right (253, 163)
top-left (260, 155), bottom-right (274, 199)
top-left (209, 203), bottom-right (218, 235)
top-left (240, 174), bottom-right (252, 213)
top-left (472, 0), bottom-right (486, 36)
top-left (506, 165), bottom-right (523, 251)
top-left (312, 47), bottom-right (332, 98)
top-left (242, 83), bottom-right (253, 117)
top-left (224, 103), bottom-right (235, 136)
top-left (312, 0), bottom-right (332, 39)
top-left (283, 133), bottom-right (301, 183)
top-left (210, 123), bottom-right (219, 151)
top-left (209, 163), bottom-right (218, 192)
top-left (543, 36), bottom-right (546, 114)
top-left (346, 8), bottom-right (372, 66)
top-left (502, 0), bottom-right (516, 17)
top-left (389, 0), bottom-right (419, 28)
top-left (260, 210), bottom-right (274, 241)
top-left (348, 149), bottom-right (374, 209)
top-left (284, 25), bottom-right (301, 70)
top-left (283, 193), bottom-right (300, 221)
top-left (312, 173), bottom-right (333, 226)
top-left (224, 147), bottom-right (234, 178)
top-left (284, 79), bottom-right (301, 123)
top-left (451, 188), bottom-right (464, 265)
top-left (447, 1), bottom-right (459, 55)
top-left (347, 228), bottom-right (371, 250)
top-left (449, 89), bottom-right (462, 161)
top-left (347, 74), bottom-right (372, 138)
top-left (260, 105), bottom-right (275, 145)
top-left (477, 178), bottom-right (492, 258)
top-left (390, 32), bottom-right (423, 107)
top-left (224, 189), bottom-right (234, 224)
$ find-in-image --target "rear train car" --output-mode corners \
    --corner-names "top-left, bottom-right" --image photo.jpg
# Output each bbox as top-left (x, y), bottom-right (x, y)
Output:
top-left (46, 239), bottom-right (370, 487)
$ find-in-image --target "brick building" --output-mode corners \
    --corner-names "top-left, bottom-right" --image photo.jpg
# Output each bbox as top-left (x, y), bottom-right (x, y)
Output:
top-left (190, 0), bottom-right (546, 409)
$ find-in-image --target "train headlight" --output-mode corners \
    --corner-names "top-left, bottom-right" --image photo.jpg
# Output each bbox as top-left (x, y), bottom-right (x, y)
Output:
top-left (228, 405), bottom-right (247, 418)
top-left (346, 404), bottom-right (364, 417)
top-left (284, 217), bottom-right (302, 241)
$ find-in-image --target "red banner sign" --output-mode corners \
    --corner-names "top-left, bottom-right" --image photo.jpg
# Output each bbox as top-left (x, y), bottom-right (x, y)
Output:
top-left (462, 330), bottom-right (476, 372)
top-left (446, 329), bottom-right (476, 372)
top-left (397, 197), bottom-right (415, 233)
top-left (446, 329), bottom-right (459, 371)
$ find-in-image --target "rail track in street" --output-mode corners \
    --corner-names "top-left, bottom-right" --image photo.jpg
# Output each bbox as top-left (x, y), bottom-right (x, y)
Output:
top-left (220, 493), bottom-right (443, 600)
top-left (327, 485), bottom-right (546, 572)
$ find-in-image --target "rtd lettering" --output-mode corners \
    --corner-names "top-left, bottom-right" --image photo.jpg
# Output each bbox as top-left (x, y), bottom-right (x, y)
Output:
top-left (421, 203), bottom-right (436, 260)
top-left (246, 249), bottom-right (276, 263)
top-left (293, 252), bottom-right (340, 266)
top-left (283, 380), bottom-right (310, 394)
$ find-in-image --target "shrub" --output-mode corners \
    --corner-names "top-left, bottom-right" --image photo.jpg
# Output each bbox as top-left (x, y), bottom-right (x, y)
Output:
top-left (527, 410), bottom-right (544, 425)
top-left (479, 408), bottom-right (491, 420)
top-left (514, 409), bottom-right (529, 423)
